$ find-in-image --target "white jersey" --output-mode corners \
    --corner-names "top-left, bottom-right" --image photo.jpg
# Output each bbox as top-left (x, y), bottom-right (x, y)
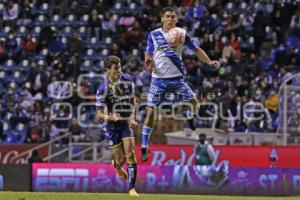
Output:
top-left (146, 27), bottom-right (198, 78)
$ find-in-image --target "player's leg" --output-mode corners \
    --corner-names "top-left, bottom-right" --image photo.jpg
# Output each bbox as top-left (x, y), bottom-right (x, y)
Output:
top-left (141, 106), bottom-right (155, 161)
top-left (173, 78), bottom-right (198, 130)
top-left (111, 144), bottom-right (127, 180)
top-left (141, 78), bottom-right (165, 161)
top-left (186, 97), bottom-right (199, 130)
top-left (122, 128), bottom-right (139, 196)
top-left (105, 129), bottom-right (127, 179)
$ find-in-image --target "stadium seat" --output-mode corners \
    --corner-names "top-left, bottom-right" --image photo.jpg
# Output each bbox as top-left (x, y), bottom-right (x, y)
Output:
top-left (86, 37), bottom-right (105, 50)
top-left (84, 49), bottom-right (99, 62)
top-left (3, 59), bottom-right (17, 72)
top-left (128, 2), bottom-right (142, 14)
top-left (0, 71), bottom-right (10, 85)
top-left (64, 14), bottom-right (78, 28)
top-left (93, 61), bottom-right (104, 73)
top-left (16, 26), bottom-right (27, 37)
top-left (38, 3), bottom-right (49, 15)
top-left (0, 26), bottom-right (11, 38)
top-left (14, 123), bottom-right (28, 143)
top-left (80, 60), bottom-right (93, 73)
top-left (77, 26), bottom-right (88, 40)
top-left (51, 14), bottom-right (63, 28)
top-left (31, 26), bottom-right (42, 37)
top-left (78, 14), bottom-right (89, 26)
top-left (61, 26), bottom-right (73, 38)
top-left (35, 49), bottom-right (48, 60)
top-left (112, 2), bottom-right (124, 14)
top-left (34, 15), bottom-right (47, 26)
top-left (11, 71), bottom-right (26, 84)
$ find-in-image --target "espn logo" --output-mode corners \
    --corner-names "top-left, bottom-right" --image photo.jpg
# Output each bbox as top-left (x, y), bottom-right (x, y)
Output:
top-left (34, 168), bottom-right (89, 191)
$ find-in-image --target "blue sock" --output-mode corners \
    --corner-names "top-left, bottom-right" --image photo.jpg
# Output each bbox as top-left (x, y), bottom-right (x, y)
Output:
top-left (142, 126), bottom-right (153, 148)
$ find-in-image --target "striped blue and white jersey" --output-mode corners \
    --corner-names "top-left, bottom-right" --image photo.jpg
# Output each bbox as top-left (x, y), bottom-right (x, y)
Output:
top-left (146, 27), bottom-right (198, 78)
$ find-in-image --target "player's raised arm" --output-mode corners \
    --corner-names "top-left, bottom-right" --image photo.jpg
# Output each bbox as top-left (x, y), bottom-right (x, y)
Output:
top-left (184, 33), bottom-right (220, 70)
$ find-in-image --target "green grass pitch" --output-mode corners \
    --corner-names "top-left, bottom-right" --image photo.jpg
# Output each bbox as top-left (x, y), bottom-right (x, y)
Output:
top-left (0, 192), bottom-right (300, 200)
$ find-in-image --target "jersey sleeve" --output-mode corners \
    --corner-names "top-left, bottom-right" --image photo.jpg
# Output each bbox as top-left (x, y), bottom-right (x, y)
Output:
top-left (146, 32), bottom-right (154, 55)
top-left (184, 33), bottom-right (198, 51)
top-left (96, 84), bottom-right (106, 110)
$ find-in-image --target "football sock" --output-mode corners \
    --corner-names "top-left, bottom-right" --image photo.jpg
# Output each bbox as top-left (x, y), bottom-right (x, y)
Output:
top-left (141, 126), bottom-right (153, 148)
top-left (127, 163), bottom-right (137, 190)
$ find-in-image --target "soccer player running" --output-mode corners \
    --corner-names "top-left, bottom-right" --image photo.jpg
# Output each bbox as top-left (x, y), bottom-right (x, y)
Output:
top-left (96, 55), bottom-right (139, 196)
top-left (141, 7), bottom-right (220, 162)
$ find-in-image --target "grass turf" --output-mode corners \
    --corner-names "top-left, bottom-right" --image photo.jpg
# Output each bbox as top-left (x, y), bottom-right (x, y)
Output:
top-left (0, 192), bottom-right (299, 200)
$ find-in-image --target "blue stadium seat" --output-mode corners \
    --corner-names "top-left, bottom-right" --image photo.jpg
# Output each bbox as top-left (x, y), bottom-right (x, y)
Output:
top-left (84, 49), bottom-right (99, 62)
top-left (78, 14), bottom-right (89, 26)
top-left (3, 59), bottom-right (17, 72)
top-left (35, 49), bottom-right (48, 60)
top-left (64, 14), bottom-right (78, 28)
top-left (80, 60), bottom-right (92, 73)
top-left (0, 26), bottom-right (11, 38)
top-left (18, 59), bottom-right (30, 69)
top-left (50, 14), bottom-right (63, 28)
top-left (86, 37), bottom-right (105, 50)
top-left (128, 2), bottom-right (142, 14)
top-left (14, 123), bottom-right (28, 143)
top-left (11, 71), bottom-right (26, 84)
top-left (16, 26), bottom-right (27, 37)
top-left (3, 121), bottom-right (12, 135)
top-left (112, 2), bottom-right (124, 15)
top-left (93, 61), bottom-right (104, 73)
top-left (77, 26), bottom-right (88, 40)
top-left (34, 15), bottom-right (47, 26)
top-left (61, 26), bottom-right (73, 37)
top-left (31, 26), bottom-right (42, 37)
top-left (0, 71), bottom-right (10, 85)
top-left (37, 3), bottom-right (49, 15)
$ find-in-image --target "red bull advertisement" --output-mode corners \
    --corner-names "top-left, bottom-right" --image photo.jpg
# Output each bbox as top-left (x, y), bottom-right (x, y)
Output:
top-left (135, 144), bottom-right (300, 168)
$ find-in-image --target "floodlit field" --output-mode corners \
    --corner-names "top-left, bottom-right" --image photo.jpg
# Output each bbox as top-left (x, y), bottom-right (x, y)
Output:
top-left (0, 192), bottom-right (300, 200)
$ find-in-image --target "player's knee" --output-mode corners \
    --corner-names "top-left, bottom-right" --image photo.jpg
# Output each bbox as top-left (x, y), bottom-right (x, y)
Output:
top-left (115, 155), bottom-right (126, 167)
top-left (126, 151), bottom-right (136, 164)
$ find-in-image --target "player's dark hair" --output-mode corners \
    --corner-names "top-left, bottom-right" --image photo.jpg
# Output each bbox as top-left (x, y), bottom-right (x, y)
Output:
top-left (103, 55), bottom-right (120, 69)
top-left (161, 7), bottom-right (176, 16)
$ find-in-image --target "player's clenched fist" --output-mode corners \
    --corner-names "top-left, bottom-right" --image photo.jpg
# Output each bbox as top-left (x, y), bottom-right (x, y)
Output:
top-left (210, 60), bottom-right (220, 70)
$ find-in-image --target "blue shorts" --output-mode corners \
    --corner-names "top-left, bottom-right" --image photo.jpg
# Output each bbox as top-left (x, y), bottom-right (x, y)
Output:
top-left (102, 124), bottom-right (134, 148)
top-left (147, 76), bottom-right (196, 107)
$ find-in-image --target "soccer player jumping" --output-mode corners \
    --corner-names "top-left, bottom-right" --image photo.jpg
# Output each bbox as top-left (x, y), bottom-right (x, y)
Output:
top-left (96, 56), bottom-right (139, 196)
top-left (141, 7), bottom-right (220, 162)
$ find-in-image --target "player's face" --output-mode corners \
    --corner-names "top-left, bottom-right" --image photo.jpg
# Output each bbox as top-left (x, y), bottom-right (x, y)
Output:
top-left (108, 63), bottom-right (122, 81)
top-left (161, 11), bottom-right (178, 30)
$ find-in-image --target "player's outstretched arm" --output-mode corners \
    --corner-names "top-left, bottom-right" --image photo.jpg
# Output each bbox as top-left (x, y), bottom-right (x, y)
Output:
top-left (194, 47), bottom-right (220, 70)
